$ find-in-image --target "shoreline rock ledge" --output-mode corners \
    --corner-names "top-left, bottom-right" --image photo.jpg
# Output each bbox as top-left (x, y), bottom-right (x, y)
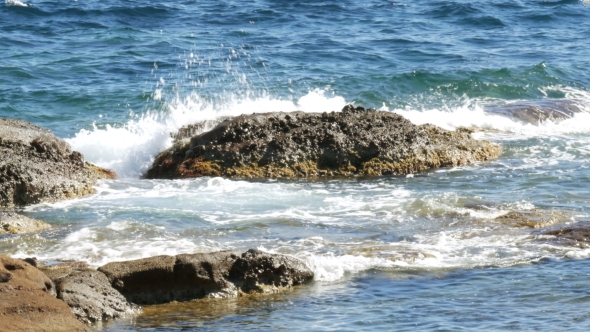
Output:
top-left (0, 118), bottom-right (116, 208)
top-left (146, 105), bottom-right (501, 179)
top-left (98, 249), bottom-right (314, 304)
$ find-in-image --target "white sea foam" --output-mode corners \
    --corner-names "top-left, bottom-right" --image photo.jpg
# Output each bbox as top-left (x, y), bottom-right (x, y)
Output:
top-left (5, 0), bottom-right (29, 7)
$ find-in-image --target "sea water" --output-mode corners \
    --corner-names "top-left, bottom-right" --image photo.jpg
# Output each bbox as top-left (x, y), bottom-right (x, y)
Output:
top-left (2, 0), bottom-right (590, 330)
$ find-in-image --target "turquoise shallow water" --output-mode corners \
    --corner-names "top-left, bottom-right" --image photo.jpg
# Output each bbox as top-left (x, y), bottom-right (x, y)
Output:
top-left (3, 0), bottom-right (590, 330)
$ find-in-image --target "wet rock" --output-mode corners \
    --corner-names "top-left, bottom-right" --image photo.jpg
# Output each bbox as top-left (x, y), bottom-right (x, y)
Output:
top-left (544, 223), bottom-right (590, 248)
top-left (98, 250), bottom-right (314, 305)
top-left (0, 211), bottom-right (51, 234)
top-left (230, 249), bottom-right (315, 294)
top-left (495, 210), bottom-right (571, 228)
top-left (53, 269), bottom-right (139, 324)
top-left (0, 118), bottom-right (116, 207)
top-left (146, 105), bottom-right (500, 179)
top-left (0, 256), bottom-right (89, 332)
top-left (484, 99), bottom-right (584, 125)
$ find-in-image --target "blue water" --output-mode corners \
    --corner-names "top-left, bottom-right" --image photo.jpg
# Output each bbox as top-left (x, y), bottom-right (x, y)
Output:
top-left (3, 0), bottom-right (590, 330)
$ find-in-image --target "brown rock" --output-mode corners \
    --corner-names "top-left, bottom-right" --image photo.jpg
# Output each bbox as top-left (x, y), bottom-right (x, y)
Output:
top-left (98, 250), bottom-right (314, 305)
top-left (0, 256), bottom-right (88, 332)
top-left (53, 269), bottom-right (139, 324)
top-left (146, 105), bottom-right (500, 179)
top-left (0, 118), bottom-right (116, 207)
top-left (0, 212), bottom-right (51, 235)
top-left (484, 99), bottom-right (584, 125)
top-left (544, 223), bottom-right (590, 248)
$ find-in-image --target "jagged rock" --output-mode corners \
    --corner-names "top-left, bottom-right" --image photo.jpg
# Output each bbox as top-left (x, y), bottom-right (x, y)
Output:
top-left (52, 269), bottom-right (139, 324)
top-left (484, 99), bottom-right (584, 125)
top-left (146, 105), bottom-right (501, 179)
top-left (0, 212), bottom-right (51, 234)
top-left (0, 256), bottom-right (88, 332)
top-left (98, 249), bottom-right (314, 305)
top-left (0, 118), bottom-right (116, 207)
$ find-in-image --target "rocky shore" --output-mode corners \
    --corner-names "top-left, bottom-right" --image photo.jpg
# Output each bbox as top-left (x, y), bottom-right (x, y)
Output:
top-left (0, 118), bottom-right (115, 208)
top-left (146, 105), bottom-right (501, 179)
top-left (0, 250), bottom-right (314, 329)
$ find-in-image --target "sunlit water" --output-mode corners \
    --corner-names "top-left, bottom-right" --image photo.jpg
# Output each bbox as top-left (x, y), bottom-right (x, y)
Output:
top-left (2, 0), bottom-right (590, 330)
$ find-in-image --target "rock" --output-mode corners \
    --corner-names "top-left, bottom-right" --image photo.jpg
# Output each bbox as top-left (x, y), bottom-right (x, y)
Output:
top-left (146, 105), bottom-right (501, 179)
top-left (0, 256), bottom-right (89, 332)
top-left (0, 118), bottom-right (116, 208)
top-left (229, 249), bottom-right (316, 294)
top-left (484, 99), bottom-right (584, 125)
top-left (544, 223), bottom-right (590, 248)
top-left (98, 249), bottom-right (314, 305)
top-left (495, 210), bottom-right (571, 228)
top-left (53, 269), bottom-right (139, 324)
top-left (0, 211), bottom-right (51, 235)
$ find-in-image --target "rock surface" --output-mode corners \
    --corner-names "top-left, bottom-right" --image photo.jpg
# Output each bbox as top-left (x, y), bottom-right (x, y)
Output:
top-left (0, 118), bottom-right (116, 207)
top-left (0, 256), bottom-right (88, 332)
top-left (0, 211), bottom-right (51, 234)
top-left (495, 210), bottom-right (571, 229)
top-left (52, 269), bottom-right (139, 324)
top-left (146, 105), bottom-right (501, 179)
top-left (544, 223), bottom-right (590, 248)
top-left (484, 99), bottom-right (584, 125)
top-left (98, 249), bottom-right (314, 305)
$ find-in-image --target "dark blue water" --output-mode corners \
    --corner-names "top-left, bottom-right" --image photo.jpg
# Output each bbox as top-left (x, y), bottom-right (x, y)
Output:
top-left (2, 0), bottom-right (590, 136)
top-left (3, 0), bottom-right (590, 330)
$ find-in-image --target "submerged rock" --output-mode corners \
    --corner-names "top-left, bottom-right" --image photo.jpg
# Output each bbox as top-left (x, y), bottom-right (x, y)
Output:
top-left (544, 224), bottom-right (590, 248)
top-left (98, 249), bottom-right (314, 305)
top-left (484, 99), bottom-right (584, 125)
top-left (0, 256), bottom-right (89, 332)
top-left (495, 210), bottom-right (571, 229)
top-left (146, 105), bottom-right (501, 179)
top-left (0, 211), bottom-right (51, 234)
top-left (0, 118), bottom-right (116, 207)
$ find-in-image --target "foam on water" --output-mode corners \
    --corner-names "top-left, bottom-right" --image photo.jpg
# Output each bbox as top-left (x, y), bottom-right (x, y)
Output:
top-left (4, 0), bottom-right (28, 7)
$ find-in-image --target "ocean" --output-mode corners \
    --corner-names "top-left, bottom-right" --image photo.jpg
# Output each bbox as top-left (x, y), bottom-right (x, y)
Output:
top-left (2, 0), bottom-right (590, 330)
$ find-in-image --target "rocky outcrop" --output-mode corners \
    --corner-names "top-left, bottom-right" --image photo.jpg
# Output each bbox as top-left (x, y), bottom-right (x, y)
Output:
top-left (0, 256), bottom-right (89, 332)
top-left (0, 118), bottom-right (116, 208)
top-left (0, 211), bottom-right (51, 234)
top-left (146, 105), bottom-right (501, 179)
top-left (484, 99), bottom-right (585, 125)
top-left (52, 269), bottom-right (139, 324)
top-left (98, 249), bottom-right (314, 305)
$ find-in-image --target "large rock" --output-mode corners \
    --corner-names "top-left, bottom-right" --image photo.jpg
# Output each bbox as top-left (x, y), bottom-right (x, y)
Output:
top-left (484, 99), bottom-right (584, 125)
top-left (98, 249), bottom-right (314, 305)
top-left (146, 105), bottom-right (501, 179)
top-left (0, 256), bottom-right (88, 332)
top-left (0, 211), bottom-right (51, 234)
top-left (0, 118), bottom-right (116, 207)
top-left (52, 269), bottom-right (139, 324)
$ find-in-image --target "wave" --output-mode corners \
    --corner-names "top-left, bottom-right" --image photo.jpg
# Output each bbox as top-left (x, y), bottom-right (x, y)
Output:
top-left (67, 81), bottom-right (590, 178)
top-left (4, 0), bottom-right (29, 7)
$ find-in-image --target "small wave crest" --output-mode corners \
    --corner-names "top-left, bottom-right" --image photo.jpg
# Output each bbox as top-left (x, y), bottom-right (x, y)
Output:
top-left (5, 0), bottom-right (29, 7)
